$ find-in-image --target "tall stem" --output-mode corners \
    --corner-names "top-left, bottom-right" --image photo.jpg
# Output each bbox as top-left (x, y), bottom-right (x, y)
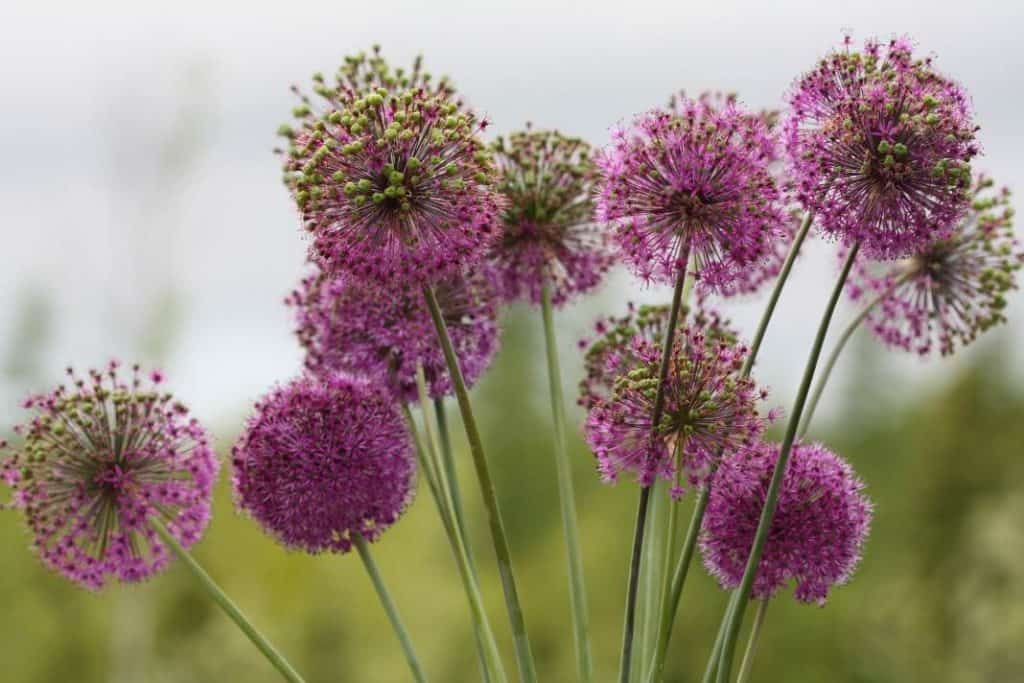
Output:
top-left (620, 245), bottom-right (691, 683)
top-left (701, 592), bottom-right (739, 683)
top-left (540, 280), bottom-right (593, 683)
top-left (150, 520), bottom-right (306, 683)
top-left (647, 212), bottom-right (813, 682)
top-left (716, 243), bottom-right (861, 683)
top-left (735, 600), bottom-right (769, 683)
top-left (353, 535), bottom-right (429, 683)
top-left (423, 285), bottom-right (538, 683)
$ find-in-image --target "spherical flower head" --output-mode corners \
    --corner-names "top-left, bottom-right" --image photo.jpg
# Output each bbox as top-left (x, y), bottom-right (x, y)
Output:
top-left (287, 266), bottom-right (500, 404)
top-left (584, 324), bottom-right (766, 494)
top-left (489, 127), bottom-right (615, 306)
top-left (280, 86), bottom-right (501, 285)
top-left (232, 374), bottom-right (415, 553)
top-left (846, 174), bottom-right (1022, 356)
top-left (595, 96), bottom-right (788, 290)
top-left (577, 302), bottom-right (738, 409)
top-left (700, 441), bottom-right (872, 605)
top-left (785, 36), bottom-right (979, 259)
top-left (0, 362), bottom-right (218, 590)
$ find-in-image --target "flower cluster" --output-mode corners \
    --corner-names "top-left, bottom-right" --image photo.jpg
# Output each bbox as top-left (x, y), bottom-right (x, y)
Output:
top-left (700, 441), bottom-right (872, 605)
top-left (287, 266), bottom-right (500, 404)
top-left (596, 95), bottom-right (787, 289)
top-left (232, 375), bottom-right (415, 554)
top-left (786, 37), bottom-right (979, 258)
top-left (489, 128), bottom-right (615, 306)
top-left (0, 363), bottom-right (218, 589)
top-left (584, 323), bottom-right (766, 493)
top-left (845, 175), bottom-right (1022, 356)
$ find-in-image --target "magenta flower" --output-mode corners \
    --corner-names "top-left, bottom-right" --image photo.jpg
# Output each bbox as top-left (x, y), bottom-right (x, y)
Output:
top-left (584, 323), bottom-right (766, 494)
top-left (700, 441), bottom-right (872, 605)
top-left (279, 83), bottom-right (500, 285)
top-left (288, 266), bottom-right (500, 404)
top-left (577, 303), bottom-right (738, 410)
top-left (0, 362), bottom-right (218, 590)
top-left (489, 128), bottom-right (615, 306)
top-left (232, 375), bottom-right (415, 553)
top-left (595, 95), bottom-right (787, 290)
top-left (786, 36), bottom-right (979, 259)
top-left (846, 174), bottom-right (1022, 356)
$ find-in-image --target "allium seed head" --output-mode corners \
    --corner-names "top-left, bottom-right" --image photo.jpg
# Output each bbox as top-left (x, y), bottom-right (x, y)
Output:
top-left (0, 362), bottom-right (218, 590)
top-left (232, 375), bottom-right (415, 554)
top-left (700, 441), bottom-right (872, 605)
top-left (846, 174), bottom-right (1022, 356)
top-left (287, 266), bottom-right (500, 404)
top-left (489, 127), bottom-right (615, 306)
top-left (596, 96), bottom-right (788, 289)
top-left (786, 36), bottom-right (979, 258)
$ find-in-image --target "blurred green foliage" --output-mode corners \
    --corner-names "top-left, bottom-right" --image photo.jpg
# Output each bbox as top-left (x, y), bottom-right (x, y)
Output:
top-left (1, 306), bottom-right (1022, 682)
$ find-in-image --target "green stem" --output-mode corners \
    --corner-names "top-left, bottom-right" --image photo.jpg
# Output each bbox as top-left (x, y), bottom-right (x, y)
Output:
top-left (150, 520), bottom-right (306, 683)
top-left (735, 600), bottom-right (769, 683)
top-left (540, 280), bottom-right (593, 683)
top-left (353, 535), bottom-right (429, 683)
top-left (716, 242), bottom-right (861, 683)
top-left (401, 405), bottom-right (508, 683)
top-left (423, 285), bottom-right (538, 683)
top-left (701, 593), bottom-right (739, 683)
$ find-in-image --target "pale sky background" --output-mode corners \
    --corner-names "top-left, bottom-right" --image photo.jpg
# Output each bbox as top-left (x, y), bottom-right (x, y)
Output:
top-left (1, 0), bottom-right (1022, 428)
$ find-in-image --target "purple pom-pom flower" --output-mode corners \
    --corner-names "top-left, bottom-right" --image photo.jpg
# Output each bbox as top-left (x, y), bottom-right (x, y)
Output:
top-left (785, 36), bottom-right (979, 259)
top-left (489, 127), bottom-right (615, 306)
top-left (232, 375), bottom-right (415, 553)
top-left (700, 441), bottom-right (872, 605)
top-left (595, 95), bottom-right (787, 290)
top-left (288, 266), bottom-right (500, 404)
top-left (0, 362), bottom-right (218, 590)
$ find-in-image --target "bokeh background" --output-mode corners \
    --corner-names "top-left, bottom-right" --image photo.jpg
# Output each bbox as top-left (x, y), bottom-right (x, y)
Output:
top-left (2, 1), bottom-right (1023, 681)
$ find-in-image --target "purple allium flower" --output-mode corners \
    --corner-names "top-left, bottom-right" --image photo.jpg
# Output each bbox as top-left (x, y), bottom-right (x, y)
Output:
top-left (279, 83), bottom-right (500, 285)
top-left (0, 362), bottom-right (217, 590)
top-left (700, 441), bottom-right (872, 605)
top-left (489, 127), bottom-right (615, 306)
top-left (785, 36), bottom-right (979, 259)
top-left (232, 375), bottom-right (415, 553)
top-left (595, 96), bottom-right (787, 290)
top-left (576, 303), bottom-right (738, 410)
top-left (287, 266), bottom-right (499, 404)
top-left (845, 174), bottom-right (1022, 356)
top-left (583, 324), bottom-right (766, 494)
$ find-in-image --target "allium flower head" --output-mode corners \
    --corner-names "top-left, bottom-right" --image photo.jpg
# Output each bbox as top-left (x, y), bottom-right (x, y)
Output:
top-left (232, 375), bottom-right (415, 553)
top-left (595, 96), bottom-right (787, 289)
top-left (279, 82), bottom-right (500, 284)
top-left (489, 127), bottom-right (615, 305)
top-left (577, 303), bottom-right (738, 409)
top-left (700, 441), bottom-right (872, 605)
top-left (786, 36), bottom-right (979, 258)
top-left (0, 362), bottom-right (217, 590)
top-left (846, 174), bottom-right (1022, 356)
top-left (288, 266), bottom-right (499, 404)
top-left (584, 324), bottom-right (766, 494)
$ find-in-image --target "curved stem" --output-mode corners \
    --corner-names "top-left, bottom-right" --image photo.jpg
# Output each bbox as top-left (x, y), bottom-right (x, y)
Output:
top-left (735, 599), bottom-right (769, 683)
top-left (150, 520), bottom-right (306, 683)
top-left (540, 281), bottom-right (593, 683)
top-left (701, 593), bottom-right (739, 683)
top-left (353, 535), bottom-right (429, 683)
top-left (423, 285), bottom-right (538, 683)
top-left (716, 242), bottom-right (861, 683)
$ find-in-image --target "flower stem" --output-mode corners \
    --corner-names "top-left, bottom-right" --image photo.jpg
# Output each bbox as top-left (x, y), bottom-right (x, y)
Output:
top-left (150, 519), bottom-right (306, 683)
top-left (647, 211), bottom-right (814, 682)
top-left (540, 280), bottom-right (593, 683)
top-left (619, 244), bottom-right (691, 683)
top-left (353, 535), bottom-right (429, 683)
top-left (715, 242), bottom-right (861, 683)
top-left (701, 592), bottom-right (740, 683)
top-left (423, 284), bottom-right (538, 683)
top-left (735, 599), bottom-right (769, 683)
